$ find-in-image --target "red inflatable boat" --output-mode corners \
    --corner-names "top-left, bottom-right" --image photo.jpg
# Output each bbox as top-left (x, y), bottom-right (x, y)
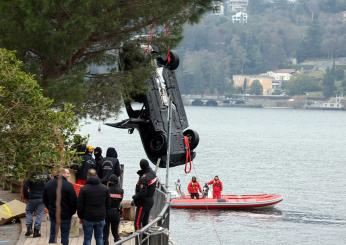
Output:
top-left (171, 194), bottom-right (283, 209)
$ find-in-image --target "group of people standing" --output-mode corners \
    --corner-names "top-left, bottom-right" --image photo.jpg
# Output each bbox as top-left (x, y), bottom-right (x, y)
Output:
top-left (187, 175), bottom-right (223, 199)
top-left (22, 144), bottom-right (157, 245)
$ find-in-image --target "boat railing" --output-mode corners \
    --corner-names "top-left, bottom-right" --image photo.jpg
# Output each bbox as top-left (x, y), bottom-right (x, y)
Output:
top-left (114, 181), bottom-right (171, 245)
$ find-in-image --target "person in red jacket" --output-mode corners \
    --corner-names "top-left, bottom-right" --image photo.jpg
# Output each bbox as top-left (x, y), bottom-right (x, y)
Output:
top-left (207, 175), bottom-right (223, 199)
top-left (187, 176), bottom-right (202, 199)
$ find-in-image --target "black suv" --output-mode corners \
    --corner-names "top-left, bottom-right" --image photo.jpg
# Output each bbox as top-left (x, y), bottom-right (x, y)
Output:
top-left (107, 50), bottom-right (199, 168)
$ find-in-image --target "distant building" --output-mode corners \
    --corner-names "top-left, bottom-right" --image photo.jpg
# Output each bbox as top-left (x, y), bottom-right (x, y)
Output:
top-left (232, 75), bottom-right (274, 95)
top-left (266, 69), bottom-right (296, 81)
top-left (232, 12), bottom-right (248, 23)
top-left (227, 0), bottom-right (248, 13)
top-left (212, 1), bottom-right (225, 15)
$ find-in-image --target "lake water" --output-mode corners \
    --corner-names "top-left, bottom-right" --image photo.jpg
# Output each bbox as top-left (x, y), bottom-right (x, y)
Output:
top-left (81, 107), bottom-right (346, 245)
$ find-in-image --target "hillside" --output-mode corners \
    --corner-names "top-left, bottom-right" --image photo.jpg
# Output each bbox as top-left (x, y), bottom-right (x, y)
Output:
top-left (176, 0), bottom-right (346, 95)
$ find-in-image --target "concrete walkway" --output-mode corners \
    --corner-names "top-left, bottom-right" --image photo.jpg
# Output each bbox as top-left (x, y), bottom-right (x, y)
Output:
top-left (15, 215), bottom-right (134, 245)
top-left (16, 215), bottom-right (85, 245)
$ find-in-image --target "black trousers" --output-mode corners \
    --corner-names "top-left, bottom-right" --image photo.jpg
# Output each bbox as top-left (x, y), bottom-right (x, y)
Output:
top-left (103, 208), bottom-right (120, 244)
top-left (191, 192), bottom-right (200, 199)
top-left (134, 199), bottom-right (153, 230)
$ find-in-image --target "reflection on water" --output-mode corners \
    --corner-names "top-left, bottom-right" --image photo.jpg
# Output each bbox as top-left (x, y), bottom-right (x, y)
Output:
top-left (282, 210), bottom-right (346, 226)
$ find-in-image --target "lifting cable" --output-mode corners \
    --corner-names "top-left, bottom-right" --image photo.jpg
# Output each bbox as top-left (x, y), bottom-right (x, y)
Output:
top-left (191, 164), bottom-right (223, 245)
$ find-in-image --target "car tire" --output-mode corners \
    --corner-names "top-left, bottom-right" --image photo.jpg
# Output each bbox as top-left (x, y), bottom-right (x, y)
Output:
top-left (183, 129), bottom-right (199, 150)
top-left (166, 51), bottom-right (179, 70)
top-left (156, 51), bottom-right (179, 70)
top-left (149, 131), bottom-right (167, 155)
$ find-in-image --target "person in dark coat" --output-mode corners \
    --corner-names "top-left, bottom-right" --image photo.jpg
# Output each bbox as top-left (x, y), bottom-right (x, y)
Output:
top-left (93, 147), bottom-right (104, 178)
top-left (76, 145), bottom-right (96, 185)
top-left (100, 147), bottom-right (121, 185)
top-left (103, 174), bottom-right (123, 245)
top-left (132, 159), bottom-right (157, 230)
top-left (43, 168), bottom-right (77, 245)
top-left (77, 169), bottom-right (110, 245)
top-left (23, 172), bottom-right (50, 237)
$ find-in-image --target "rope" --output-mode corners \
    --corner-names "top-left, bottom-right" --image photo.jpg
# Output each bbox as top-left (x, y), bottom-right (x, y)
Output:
top-left (206, 205), bottom-right (223, 245)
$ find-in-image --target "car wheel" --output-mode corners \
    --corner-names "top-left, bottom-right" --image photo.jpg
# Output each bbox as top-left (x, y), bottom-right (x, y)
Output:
top-left (166, 51), bottom-right (179, 70)
top-left (183, 129), bottom-right (199, 150)
top-left (149, 131), bottom-right (167, 155)
top-left (156, 51), bottom-right (179, 70)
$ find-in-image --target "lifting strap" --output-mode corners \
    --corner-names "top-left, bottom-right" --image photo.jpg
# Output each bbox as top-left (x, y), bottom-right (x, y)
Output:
top-left (184, 135), bottom-right (192, 174)
top-left (164, 23), bottom-right (171, 64)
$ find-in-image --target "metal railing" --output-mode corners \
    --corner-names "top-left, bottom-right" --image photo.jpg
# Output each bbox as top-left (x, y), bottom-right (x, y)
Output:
top-left (114, 181), bottom-right (171, 245)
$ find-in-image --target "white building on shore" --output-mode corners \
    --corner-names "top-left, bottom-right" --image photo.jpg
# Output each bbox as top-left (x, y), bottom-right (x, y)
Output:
top-left (232, 12), bottom-right (248, 23)
top-left (266, 69), bottom-right (296, 81)
top-left (227, 0), bottom-right (249, 13)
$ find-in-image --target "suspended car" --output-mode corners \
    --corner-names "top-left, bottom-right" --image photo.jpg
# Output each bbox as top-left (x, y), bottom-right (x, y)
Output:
top-left (107, 47), bottom-right (199, 168)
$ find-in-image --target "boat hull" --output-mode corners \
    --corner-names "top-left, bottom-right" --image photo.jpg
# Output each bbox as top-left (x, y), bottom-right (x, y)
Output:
top-left (170, 194), bottom-right (283, 209)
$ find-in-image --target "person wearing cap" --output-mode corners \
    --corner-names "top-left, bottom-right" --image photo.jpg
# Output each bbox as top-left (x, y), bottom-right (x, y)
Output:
top-left (76, 145), bottom-right (96, 185)
top-left (132, 159), bottom-right (157, 230)
top-left (23, 171), bottom-right (50, 238)
top-left (93, 147), bottom-right (104, 178)
top-left (207, 175), bottom-right (223, 199)
top-left (103, 174), bottom-right (123, 245)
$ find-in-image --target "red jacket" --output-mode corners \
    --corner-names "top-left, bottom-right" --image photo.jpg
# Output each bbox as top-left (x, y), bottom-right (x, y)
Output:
top-left (188, 181), bottom-right (202, 194)
top-left (207, 180), bottom-right (223, 192)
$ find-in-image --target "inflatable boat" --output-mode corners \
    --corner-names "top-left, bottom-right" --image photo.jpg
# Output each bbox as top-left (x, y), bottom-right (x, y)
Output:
top-left (170, 194), bottom-right (283, 209)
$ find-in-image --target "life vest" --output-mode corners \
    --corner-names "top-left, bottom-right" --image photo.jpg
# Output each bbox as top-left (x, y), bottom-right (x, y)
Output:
top-left (188, 181), bottom-right (201, 193)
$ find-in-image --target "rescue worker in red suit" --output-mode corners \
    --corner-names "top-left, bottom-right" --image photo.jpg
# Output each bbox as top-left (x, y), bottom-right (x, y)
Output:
top-left (188, 176), bottom-right (202, 199)
top-left (132, 159), bottom-right (157, 230)
top-left (207, 175), bottom-right (223, 199)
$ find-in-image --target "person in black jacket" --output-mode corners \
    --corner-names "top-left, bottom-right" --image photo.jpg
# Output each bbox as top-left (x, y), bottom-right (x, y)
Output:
top-left (103, 174), bottom-right (123, 245)
top-left (23, 172), bottom-right (50, 237)
top-left (77, 169), bottom-right (110, 245)
top-left (132, 159), bottom-right (157, 230)
top-left (93, 147), bottom-right (104, 178)
top-left (100, 147), bottom-right (121, 185)
top-left (76, 145), bottom-right (96, 185)
top-left (43, 168), bottom-right (77, 245)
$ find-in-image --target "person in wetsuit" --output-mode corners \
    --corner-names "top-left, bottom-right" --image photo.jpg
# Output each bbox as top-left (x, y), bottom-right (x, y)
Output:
top-left (132, 159), bottom-right (157, 230)
top-left (103, 174), bottom-right (123, 245)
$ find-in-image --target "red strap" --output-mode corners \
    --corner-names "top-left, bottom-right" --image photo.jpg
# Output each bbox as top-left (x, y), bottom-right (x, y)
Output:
top-left (148, 177), bottom-right (157, 186)
top-left (166, 47), bottom-right (171, 64)
top-left (110, 194), bottom-right (123, 199)
top-left (184, 136), bottom-right (192, 174)
top-left (164, 23), bottom-right (171, 64)
top-left (135, 207), bottom-right (143, 230)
